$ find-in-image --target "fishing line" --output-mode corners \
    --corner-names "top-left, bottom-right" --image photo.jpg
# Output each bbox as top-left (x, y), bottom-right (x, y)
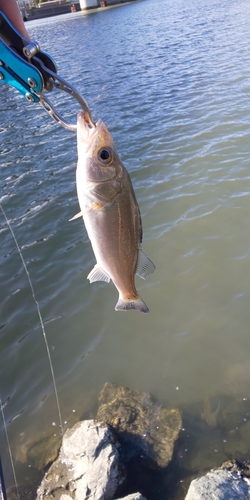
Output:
top-left (0, 399), bottom-right (20, 500)
top-left (0, 204), bottom-right (63, 437)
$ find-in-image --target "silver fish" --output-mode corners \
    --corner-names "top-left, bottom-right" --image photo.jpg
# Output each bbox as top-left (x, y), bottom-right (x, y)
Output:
top-left (73, 111), bottom-right (155, 313)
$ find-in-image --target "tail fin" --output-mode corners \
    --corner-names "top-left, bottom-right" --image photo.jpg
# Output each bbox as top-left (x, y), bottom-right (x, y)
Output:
top-left (115, 296), bottom-right (149, 313)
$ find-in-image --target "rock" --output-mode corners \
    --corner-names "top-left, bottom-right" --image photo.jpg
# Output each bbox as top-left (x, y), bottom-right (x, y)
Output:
top-left (97, 382), bottom-right (182, 468)
top-left (17, 432), bottom-right (60, 471)
top-left (36, 420), bottom-right (121, 500)
top-left (200, 393), bottom-right (250, 431)
top-left (184, 468), bottom-right (250, 500)
top-left (6, 485), bottom-right (34, 500)
top-left (2, 455), bottom-right (36, 500)
top-left (16, 413), bottom-right (82, 472)
top-left (117, 495), bottom-right (147, 500)
top-left (220, 459), bottom-right (250, 477)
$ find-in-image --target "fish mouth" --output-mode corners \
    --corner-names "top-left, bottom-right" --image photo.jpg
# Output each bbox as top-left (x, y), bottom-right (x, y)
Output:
top-left (77, 112), bottom-right (115, 159)
top-left (77, 112), bottom-right (103, 154)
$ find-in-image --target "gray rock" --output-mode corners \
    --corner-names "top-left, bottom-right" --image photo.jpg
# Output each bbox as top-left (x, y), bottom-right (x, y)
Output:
top-left (36, 420), bottom-right (121, 500)
top-left (97, 382), bottom-right (182, 468)
top-left (117, 495), bottom-right (147, 500)
top-left (184, 469), bottom-right (250, 500)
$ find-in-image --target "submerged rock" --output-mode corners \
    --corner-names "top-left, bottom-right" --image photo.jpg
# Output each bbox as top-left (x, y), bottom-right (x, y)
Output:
top-left (17, 432), bottom-right (60, 471)
top-left (201, 395), bottom-right (221, 427)
top-left (36, 420), bottom-right (121, 500)
top-left (6, 485), bottom-right (34, 500)
top-left (200, 393), bottom-right (250, 430)
top-left (97, 382), bottom-right (182, 468)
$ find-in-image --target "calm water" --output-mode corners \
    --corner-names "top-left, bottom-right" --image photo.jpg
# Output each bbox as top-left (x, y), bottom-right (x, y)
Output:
top-left (1, 0), bottom-right (250, 497)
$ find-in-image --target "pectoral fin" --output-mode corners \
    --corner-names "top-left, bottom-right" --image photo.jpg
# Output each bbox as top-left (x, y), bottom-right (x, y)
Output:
top-left (136, 249), bottom-right (156, 280)
top-left (69, 211), bottom-right (83, 221)
top-left (87, 265), bottom-right (111, 283)
top-left (69, 203), bottom-right (103, 221)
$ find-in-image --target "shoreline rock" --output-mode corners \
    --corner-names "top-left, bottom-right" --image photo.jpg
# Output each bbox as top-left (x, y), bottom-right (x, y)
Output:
top-left (184, 460), bottom-right (250, 500)
top-left (35, 419), bottom-right (150, 500)
top-left (35, 383), bottom-right (183, 499)
top-left (32, 384), bottom-right (250, 500)
top-left (36, 420), bottom-right (121, 500)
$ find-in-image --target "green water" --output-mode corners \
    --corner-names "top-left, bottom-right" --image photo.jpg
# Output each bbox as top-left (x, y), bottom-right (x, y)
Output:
top-left (1, 0), bottom-right (250, 497)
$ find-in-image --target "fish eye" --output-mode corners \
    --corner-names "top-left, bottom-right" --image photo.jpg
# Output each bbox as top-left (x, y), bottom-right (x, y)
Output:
top-left (97, 147), bottom-right (113, 165)
top-left (100, 149), bottom-right (109, 160)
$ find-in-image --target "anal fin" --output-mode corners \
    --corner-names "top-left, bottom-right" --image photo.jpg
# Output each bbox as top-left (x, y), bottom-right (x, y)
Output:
top-left (136, 249), bottom-right (156, 280)
top-left (87, 265), bottom-right (111, 283)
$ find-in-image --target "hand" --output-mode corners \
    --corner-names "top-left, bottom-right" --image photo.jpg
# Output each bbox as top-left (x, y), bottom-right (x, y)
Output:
top-left (0, 0), bottom-right (30, 38)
